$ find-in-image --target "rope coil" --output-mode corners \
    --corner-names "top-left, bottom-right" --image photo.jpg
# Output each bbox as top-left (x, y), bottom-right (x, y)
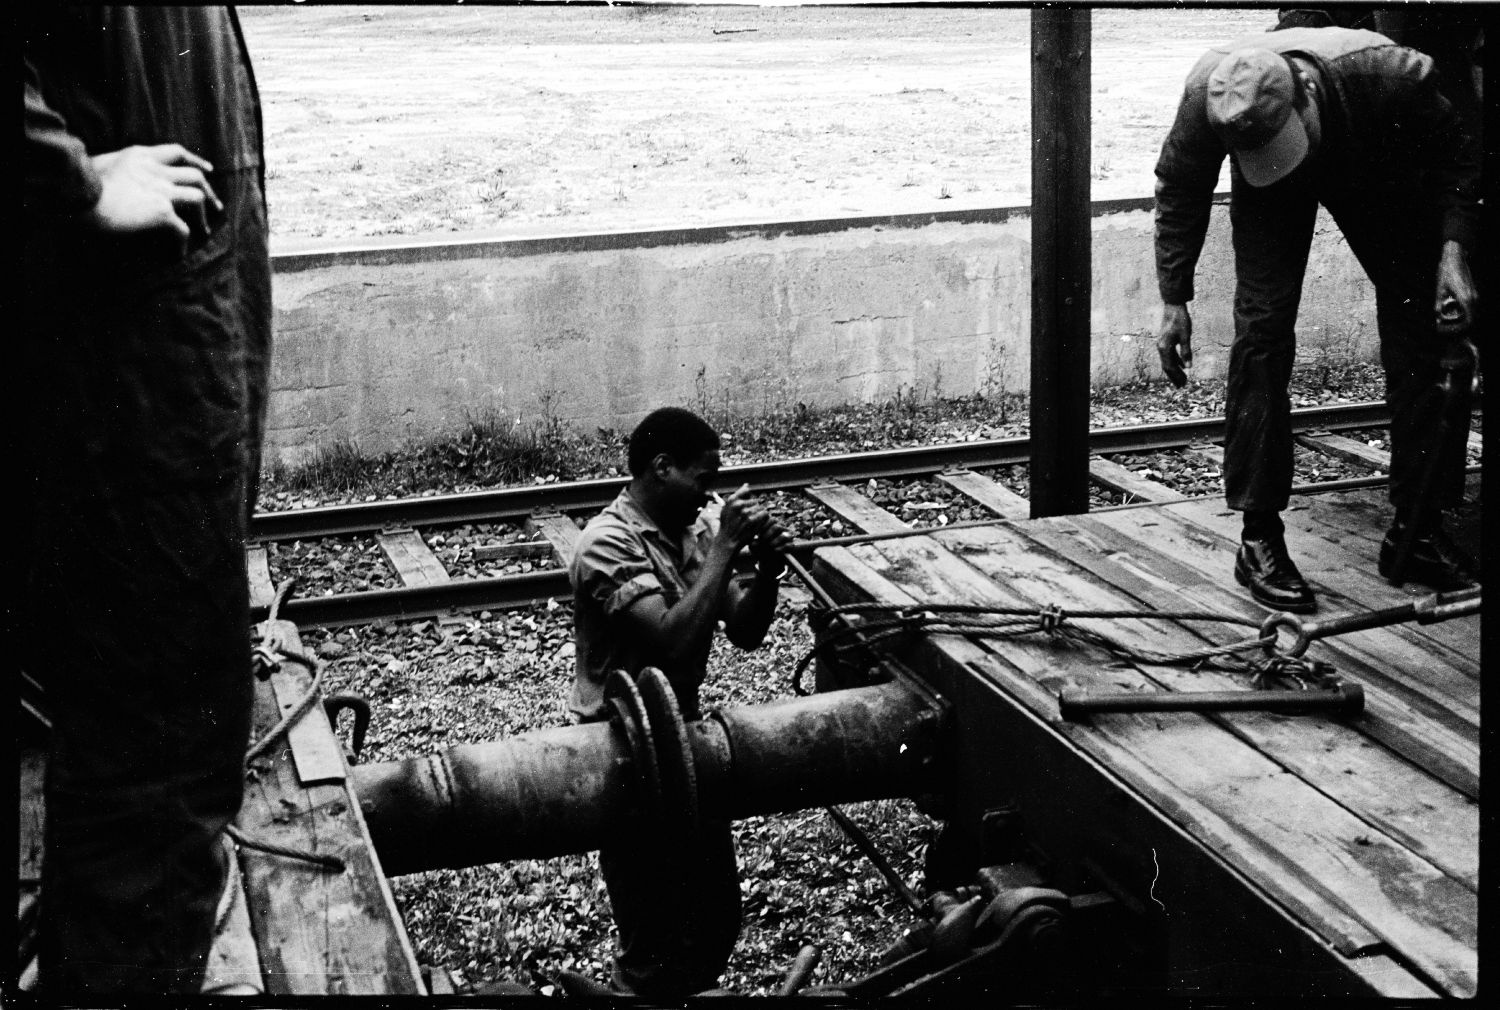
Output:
top-left (795, 600), bottom-right (1337, 696)
top-left (226, 823), bottom-right (346, 873)
top-left (231, 578), bottom-right (347, 874)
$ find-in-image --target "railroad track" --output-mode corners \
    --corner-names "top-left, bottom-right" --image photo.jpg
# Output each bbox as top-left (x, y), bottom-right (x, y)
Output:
top-left (251, 401), bottom-right (1481, 628)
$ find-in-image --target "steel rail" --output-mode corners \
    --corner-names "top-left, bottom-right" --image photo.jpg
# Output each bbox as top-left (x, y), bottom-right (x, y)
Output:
top-left (273, 463), bottom-right (1479, 630)
top-left (252, 400), bottom-right (1395, 543)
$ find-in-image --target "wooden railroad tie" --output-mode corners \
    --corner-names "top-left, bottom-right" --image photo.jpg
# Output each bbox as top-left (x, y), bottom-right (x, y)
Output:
top-left (935, 469), bottom-right (1029, 520)
top-left (526, 510), bottom-right (584, 568)
top-left (1295, 432), bottom-right (1392, 471)
top-left (473, 540), bottom-right (554, 563)
top-left (1087, 457), bottom-right (1187, 504)
top-left (376, 528), bottom-right (451, 588)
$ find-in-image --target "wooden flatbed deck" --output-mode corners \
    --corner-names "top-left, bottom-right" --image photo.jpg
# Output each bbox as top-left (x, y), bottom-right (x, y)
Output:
top-left (16, 621), bottom-right (424, 996)
top-left (807, 473), bottom-right (1480, 998)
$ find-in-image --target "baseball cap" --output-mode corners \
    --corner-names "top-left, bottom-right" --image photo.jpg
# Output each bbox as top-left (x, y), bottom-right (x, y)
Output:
top-left (1206, 48), bottom-right (1308, 187)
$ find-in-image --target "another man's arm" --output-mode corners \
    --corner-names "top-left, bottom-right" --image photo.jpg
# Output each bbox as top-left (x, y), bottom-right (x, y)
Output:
top-left (24, 57), bottom-right (221, 251)
top-left (1371, 47), bottom-right (1481, 335)
top-left (721, 521), bottom-right (796, 651)
top-left (1154, 75), bottom-right (1228, 387)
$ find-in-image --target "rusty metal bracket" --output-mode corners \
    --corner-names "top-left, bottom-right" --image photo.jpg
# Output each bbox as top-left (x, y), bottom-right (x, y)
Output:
top-left (250, 642), bottom-right (282, 681)
top-left (839, 861), bottom-right (1070, 997)
top-left (323, 691), bottom-right (371, 763)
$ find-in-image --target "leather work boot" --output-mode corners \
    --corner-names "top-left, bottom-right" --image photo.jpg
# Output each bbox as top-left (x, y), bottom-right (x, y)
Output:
top-left (1378, 523), bottom-right (1478, 590)
top-left (1234, 536), bottom-right (1316, 613)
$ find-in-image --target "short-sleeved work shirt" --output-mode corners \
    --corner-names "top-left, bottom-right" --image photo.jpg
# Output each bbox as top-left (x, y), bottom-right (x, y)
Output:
top-left (569, 489), bottom-right (721, 722)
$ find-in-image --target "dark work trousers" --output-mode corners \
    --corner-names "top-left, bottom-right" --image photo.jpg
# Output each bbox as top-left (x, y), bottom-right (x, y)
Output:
top-left (1223, 162), bottom-right (1472, 519)
top-left (592, 686), bottom-right (740, 997)
top-left (599, 816), bottom-right (742, 998)
top-left (23, 166), bottom-right (270, 994)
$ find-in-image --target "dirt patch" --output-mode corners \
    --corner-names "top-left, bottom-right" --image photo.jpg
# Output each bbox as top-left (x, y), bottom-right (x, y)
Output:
top-left (239, 5), bottom-right (1272, 249)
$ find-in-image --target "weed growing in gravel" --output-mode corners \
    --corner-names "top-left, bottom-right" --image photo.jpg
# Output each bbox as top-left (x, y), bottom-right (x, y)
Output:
top-left (266, 437), bottom-right (373, 494)
top-left (264, 411), bottom-right (612, 506)
top-left (416, 412), bottom-right (578, 484)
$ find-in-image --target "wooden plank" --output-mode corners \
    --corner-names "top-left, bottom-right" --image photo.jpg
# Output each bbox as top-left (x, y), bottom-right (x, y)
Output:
top-left (1165, 492), bottom-right (1480, 672)
top-left (1285, 489), bottom-right (1393, 554)
top-left (246, 545), bottom-right (276, 610)
top-left (938, 520), bottom-right (1478, 890)
top-left (829, 536), bottom-right (1399, 956)
top-left (1296, 432), bottom-right (1391, 471)
top-left (804, 483), bottom-right (910, 534)
top-left (270, 667), bottom-right (347, 786)
top-left (1034, 514), bottom-right (1480, 795)
top-left (1170, 495), bottom-right (1482, 676)
top-left (527, 511), bottom-right (583, 568)
top-left (836, 533), bottom-right (1477, 996)
top-left (1089, 505), bottom-right (1480, 737)
top-left (811, 546), bottom-right (1439, 999)
top-left (18, 747), bottom-right (44, 983)
top-left (472, 540), bottom-right (552, 562)
top-left (1186, 443), bottom-right (1226, 467)
top-left (1088, 457), bottom-right (1188, 503)
top-left (934, 469), bottom-right (1030, 519)
top-left (19, 749), bottom-right (44, 884)
top-left (1291, 475), bottom-right (1483, 568)
top-left (376, 528), bottom-right (450, 588)
top-left (238, 620), bottom-right (424, 995)
top-left (425, 966), bottom-right (456, 994)
top-left (812, 542), bottom-right (1384, 959)
top-left (1053, 512), bottom-right (1479, 800)
top-left (201, 852), bottom-right (266, 993)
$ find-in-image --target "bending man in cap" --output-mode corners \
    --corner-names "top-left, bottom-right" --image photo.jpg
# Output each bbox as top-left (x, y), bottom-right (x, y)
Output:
top-left (1154, 26), bottom-right (1480, 611)
top-left (569, 406), bottom-right (794, 997)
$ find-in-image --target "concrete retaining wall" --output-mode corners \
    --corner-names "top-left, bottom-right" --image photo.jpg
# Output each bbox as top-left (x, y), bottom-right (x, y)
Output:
top-left (267, 198), bottom-right (1376, 464)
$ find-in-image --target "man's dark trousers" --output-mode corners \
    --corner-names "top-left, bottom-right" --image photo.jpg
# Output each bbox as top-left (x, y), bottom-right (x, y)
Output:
top-left (23, 163), bottom-right (270, 994)
top-left (599, 815), bottom-right (742, 997)
top-left (1223, 162), bottom-right (1472, 518)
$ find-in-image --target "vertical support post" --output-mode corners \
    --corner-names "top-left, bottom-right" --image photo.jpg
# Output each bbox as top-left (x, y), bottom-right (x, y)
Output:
top-left (1029, 7), bottom-right (1092, 518)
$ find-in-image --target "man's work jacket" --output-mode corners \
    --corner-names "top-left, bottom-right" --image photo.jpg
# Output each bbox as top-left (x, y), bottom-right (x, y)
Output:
top-left (22, 6), bottom-right (272, 492)
top-left (1153, 26), bottom-right (1480, 307)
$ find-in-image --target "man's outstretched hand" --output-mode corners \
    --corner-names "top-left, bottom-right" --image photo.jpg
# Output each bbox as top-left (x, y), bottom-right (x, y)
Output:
top-left (1156, 302), bottom-right (1194, 388)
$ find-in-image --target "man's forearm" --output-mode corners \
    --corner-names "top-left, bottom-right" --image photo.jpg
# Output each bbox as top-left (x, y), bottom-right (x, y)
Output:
top-left (1154, 182), bottom-right (1212, 306)
top-left (1152, 94), bottom-right (1223, 306)
top-left (656, 546), bottom-right (738, 660)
